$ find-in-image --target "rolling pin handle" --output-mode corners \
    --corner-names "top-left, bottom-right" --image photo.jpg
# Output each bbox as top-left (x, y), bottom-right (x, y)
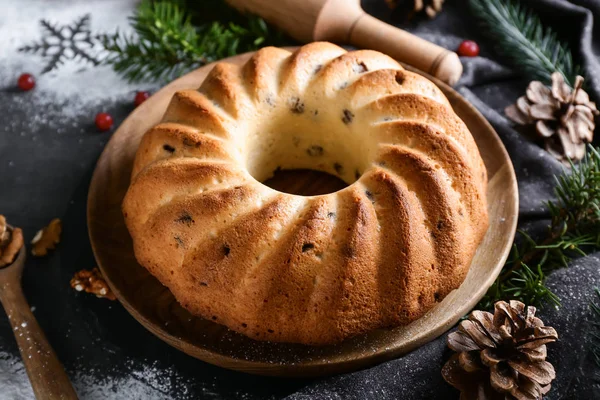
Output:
top-left (347, 13), bottom-right (463, 86)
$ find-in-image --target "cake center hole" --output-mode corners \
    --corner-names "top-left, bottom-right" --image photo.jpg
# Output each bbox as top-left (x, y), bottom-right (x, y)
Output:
top-left (244, 101), bottom-right (374, 194)
top-left (262, 168), bottom-right (348, 196)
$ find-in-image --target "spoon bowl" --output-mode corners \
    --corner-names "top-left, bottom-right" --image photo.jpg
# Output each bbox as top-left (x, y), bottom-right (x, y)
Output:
top-left (0, 227), bottom-right (26, 275)
top-left (0, 225), bottom-right (78, 400)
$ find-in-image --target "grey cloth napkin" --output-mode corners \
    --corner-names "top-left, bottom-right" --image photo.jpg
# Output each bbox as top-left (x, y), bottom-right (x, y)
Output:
top-left (286, 1), bottom-right (600, 398)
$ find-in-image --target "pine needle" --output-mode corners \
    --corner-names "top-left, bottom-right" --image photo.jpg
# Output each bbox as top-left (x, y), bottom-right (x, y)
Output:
top-left (98, 0), bottom-right (285, 83)
top-left (468, 0), bottom-right (581, 86)
top-left (479, 146), bottom-right (600, 310)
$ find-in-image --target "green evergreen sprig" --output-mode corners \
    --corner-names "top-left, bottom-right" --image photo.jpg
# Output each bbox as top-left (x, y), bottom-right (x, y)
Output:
top-left (468, 0), bottom-right (581, 87)
top-left (98, 0), bottom-right (285, 83)
top-left (479, 146), bottom-right (600, 310)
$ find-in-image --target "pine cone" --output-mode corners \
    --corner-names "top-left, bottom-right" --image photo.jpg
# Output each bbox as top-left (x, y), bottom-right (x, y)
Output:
top-left (505, 73), bottom-right (598, 163)
top-left (442, 301), bottom-right (558, 400)
top-left (385, 0), bottom-right (445, 19)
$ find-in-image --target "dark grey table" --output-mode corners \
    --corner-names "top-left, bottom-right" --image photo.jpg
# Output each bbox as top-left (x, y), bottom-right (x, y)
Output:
top-left (1, 0), bottom-right (599, 399)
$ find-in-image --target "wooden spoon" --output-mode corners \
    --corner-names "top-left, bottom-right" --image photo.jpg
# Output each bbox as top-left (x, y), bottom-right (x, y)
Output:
top-left (0, 226), bottom-right (78, 400)
top-left (226, 0), bottom-right (463, 85)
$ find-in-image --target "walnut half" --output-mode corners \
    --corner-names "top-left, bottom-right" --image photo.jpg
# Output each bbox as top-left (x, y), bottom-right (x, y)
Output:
top-left (70, 268), bottom-right (116, 300)
top-left (0, 215), bottom-right (24, 267)
top-left (31, 218), bottom-right (62, 257)
top-left (0, 215), bottom-right (8, 248)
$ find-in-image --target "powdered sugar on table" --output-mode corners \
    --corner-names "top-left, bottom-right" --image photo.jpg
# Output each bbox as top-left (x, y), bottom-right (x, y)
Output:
top-left (0, 349), bottom-right (196, 400)
top-left (0, 0), bottom-right (145, 125)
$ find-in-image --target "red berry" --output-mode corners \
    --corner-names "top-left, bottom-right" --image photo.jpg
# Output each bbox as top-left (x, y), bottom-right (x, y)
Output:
top-left (457, 40), bottom-right (480, 57)
top-left (17, 73), bottom-right (35, 91)
top-left (95, 112), bottom-right (113, 132)
top-left (134, 91), bottom-right (150, 107)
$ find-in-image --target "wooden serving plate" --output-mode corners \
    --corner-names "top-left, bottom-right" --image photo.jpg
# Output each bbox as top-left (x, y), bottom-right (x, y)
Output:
top-left (87, 49), bottom-right (518, 377)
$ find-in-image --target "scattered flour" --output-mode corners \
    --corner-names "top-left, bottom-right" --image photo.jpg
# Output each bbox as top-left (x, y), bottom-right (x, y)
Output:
top-left (73, 369), bottom-right (173, 400)
top-left (0, 0), bottom-right (148, 126)
top-left (0, 351), bottom-right (34, 400)
top-left (0, 350), bottom-right (194, 400)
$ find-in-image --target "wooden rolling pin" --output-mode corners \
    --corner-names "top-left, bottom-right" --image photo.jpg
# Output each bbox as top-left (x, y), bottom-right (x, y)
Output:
top-left (226, 0), bottom-right (462, 85)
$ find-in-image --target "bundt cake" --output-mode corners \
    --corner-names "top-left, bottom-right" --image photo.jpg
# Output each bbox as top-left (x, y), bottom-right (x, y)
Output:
top-left (122, 42), bottom-right (489, 345)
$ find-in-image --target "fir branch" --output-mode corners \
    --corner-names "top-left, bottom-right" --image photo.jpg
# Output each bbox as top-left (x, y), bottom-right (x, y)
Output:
top-left (479, 146), bottom-right (600, 310)
top-left (469, 0), bottom-right (581, 86)
top-left (98, 0), bottom-right (285, 83)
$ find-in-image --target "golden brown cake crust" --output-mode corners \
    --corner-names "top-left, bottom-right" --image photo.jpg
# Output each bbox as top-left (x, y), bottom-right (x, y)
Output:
top-left (122, 42), bottom-right (489, 345)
